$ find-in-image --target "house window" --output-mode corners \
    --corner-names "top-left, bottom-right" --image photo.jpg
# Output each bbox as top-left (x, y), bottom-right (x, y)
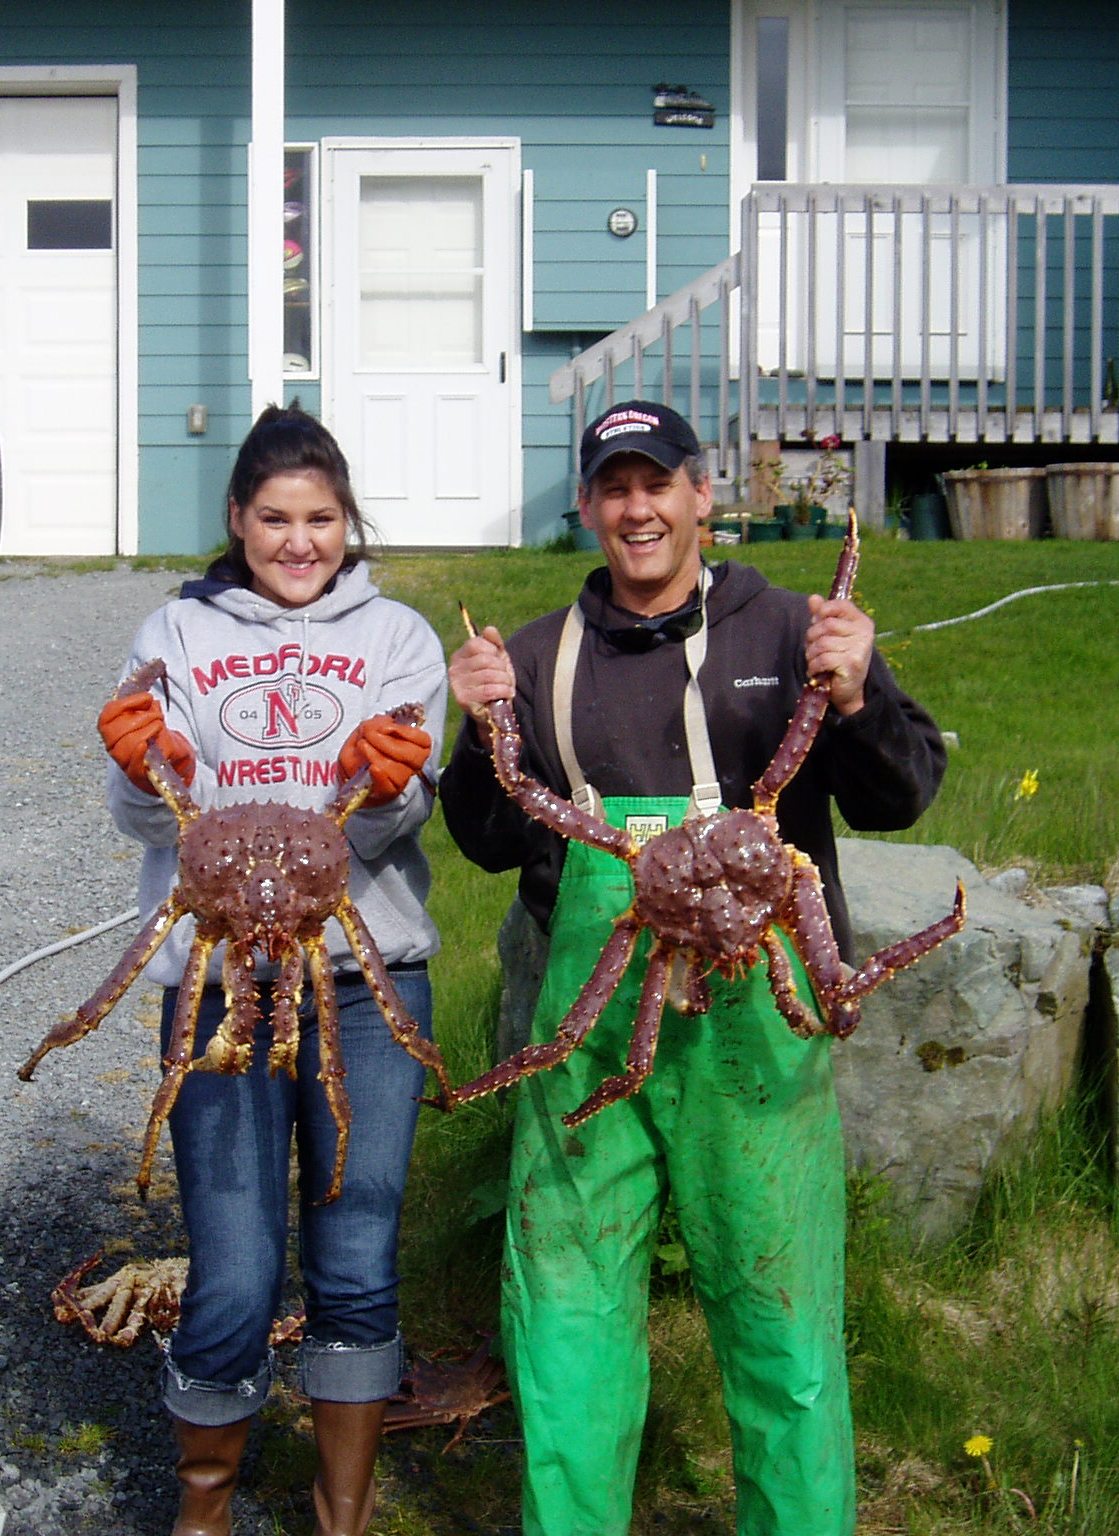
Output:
top-left (756, 16), bottom-right (789, 181)
top-left (283, 145), bottom-right (317, 376)
top-left (27, 199), bottom-right (112, 250)
top-left (357, 175), bottom-right (484, 369)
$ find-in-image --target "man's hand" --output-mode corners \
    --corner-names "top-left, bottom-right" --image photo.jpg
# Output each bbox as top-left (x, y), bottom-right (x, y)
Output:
top-left (805, 595), bottom-right (874, 716)
top-left (338, 716), bottom-right (433, 806)
top-left (448, 625), bottom-right (516, 738)
top-left (98, 692), bottom-right (197, 793)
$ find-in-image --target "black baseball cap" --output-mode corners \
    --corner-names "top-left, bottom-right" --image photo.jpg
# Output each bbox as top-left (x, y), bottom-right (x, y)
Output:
top-left (580, 399), bottom-right (701, 484)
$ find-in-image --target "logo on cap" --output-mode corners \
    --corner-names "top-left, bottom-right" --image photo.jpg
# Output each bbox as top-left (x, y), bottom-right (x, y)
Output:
top-left (596, 408), bottom-right (663, 442)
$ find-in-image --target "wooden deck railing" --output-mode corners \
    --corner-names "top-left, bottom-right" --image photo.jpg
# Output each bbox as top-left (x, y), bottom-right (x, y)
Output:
top-left (549, 182), bottom-right (1119, 479)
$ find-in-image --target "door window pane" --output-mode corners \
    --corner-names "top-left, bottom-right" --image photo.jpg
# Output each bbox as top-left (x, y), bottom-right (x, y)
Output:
top-left (283, 146), bottom-right (316, 375)
top-left (844, 10), bottom-right (969, 183)
top-left (358, 176), bottom-right (483, 368)
top-left (27, 200), bottom-right (112, 250)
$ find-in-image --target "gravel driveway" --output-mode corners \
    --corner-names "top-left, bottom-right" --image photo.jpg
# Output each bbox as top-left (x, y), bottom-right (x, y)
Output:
top-left (0, 562), bottom-right (284, 1535)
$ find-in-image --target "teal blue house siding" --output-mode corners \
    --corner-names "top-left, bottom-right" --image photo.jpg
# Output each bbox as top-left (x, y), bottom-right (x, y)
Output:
top-left (1008, 2), bottom-right (1119, 180)
top-left (3, 2), bottom-right (1118, 551)
top-left (3, 0), bottom-right (730, 551)
top-left (1006, 3), bottom-right (1119, 408)
top-left (136, 22), bottom-right (250, 555)
top-left (285, 5), bottom-right (727, 333)
top-left (284, 0), bottom-right (729, 545)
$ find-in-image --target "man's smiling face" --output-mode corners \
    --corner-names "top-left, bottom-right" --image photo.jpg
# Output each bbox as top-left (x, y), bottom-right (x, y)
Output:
top-left (578, 452), bottom-right (712, 616)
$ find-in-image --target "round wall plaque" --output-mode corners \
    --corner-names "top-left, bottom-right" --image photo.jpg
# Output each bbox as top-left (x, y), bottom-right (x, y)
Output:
top-left (607, 207), bottom-right (638, 238)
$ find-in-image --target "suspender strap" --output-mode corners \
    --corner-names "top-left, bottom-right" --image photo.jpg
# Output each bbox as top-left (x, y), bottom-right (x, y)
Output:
top-left (682, 566), bottom-right (721, 819)
top-left (552, 602), bottom-right (603, 817)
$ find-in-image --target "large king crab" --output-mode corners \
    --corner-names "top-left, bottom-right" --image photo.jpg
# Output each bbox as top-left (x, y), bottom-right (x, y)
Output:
top-left (18, 661), bottom-right (455, 1202)
top-left (443, 509), bottom-right (965, 1126)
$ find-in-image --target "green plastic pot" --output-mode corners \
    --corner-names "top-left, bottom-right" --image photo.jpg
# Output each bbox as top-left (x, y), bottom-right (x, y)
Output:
top-left (907, 492), bottom-right (951, 541)
top-left (562, 509), bottom-right (601, 551)
top-left (747, 520), bottom-right (785, 543)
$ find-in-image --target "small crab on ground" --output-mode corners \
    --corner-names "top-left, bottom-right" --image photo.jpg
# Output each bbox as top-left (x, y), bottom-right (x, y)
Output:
top-left (383, 1338), bottom-right (510, 1452)
top-left (443, 509), bottom-right (965, 1126)
top-left (18, 660), bottom-right (455, 1203)
top-left (52, 1250), bottom-right (305, 1348)
top-left (52, 1251), bottom-right (187, 1347)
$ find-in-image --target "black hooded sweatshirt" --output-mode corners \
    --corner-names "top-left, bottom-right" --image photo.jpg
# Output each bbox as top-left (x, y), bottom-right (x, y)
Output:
top-left (439, 559), bottom-right (946, 963)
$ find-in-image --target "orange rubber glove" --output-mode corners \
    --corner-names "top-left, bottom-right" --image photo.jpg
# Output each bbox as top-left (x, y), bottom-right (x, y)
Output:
top-left (98, 691), bottom-right (197, 793)
top-left (338, 715), bottom-right (432, 806)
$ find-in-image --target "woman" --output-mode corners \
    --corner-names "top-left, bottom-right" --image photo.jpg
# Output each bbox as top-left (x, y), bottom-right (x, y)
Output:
top-left (97, 403), bottom-right (446, 1536)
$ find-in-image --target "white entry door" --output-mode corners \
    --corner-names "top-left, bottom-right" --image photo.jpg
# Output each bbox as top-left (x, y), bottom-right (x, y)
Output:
top-left (325, 140), bottom-right (520, 548)
top-left (814, 0), bottom-right (1003, 377)
top-left (0, 96), bottom-right (118, 555)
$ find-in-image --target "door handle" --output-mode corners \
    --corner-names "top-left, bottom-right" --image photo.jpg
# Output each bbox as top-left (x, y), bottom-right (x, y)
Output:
top-left (499, 351), bottom-right (507, 383)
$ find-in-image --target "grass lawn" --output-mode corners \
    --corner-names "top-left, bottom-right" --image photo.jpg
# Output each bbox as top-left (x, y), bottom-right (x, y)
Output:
top-left (54, 532), bottom-right (1118, 1534)
top-left (353, 532), bottom-right (1119, 1536)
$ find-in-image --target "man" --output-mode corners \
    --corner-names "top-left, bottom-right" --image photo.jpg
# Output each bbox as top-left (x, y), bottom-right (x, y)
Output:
top-left (439, 400), bottom-right (946, 1536)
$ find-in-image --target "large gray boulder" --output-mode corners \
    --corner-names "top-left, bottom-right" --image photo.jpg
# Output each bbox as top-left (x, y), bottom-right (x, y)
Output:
top-left (493, 841), bottom-right (1103, 1243)
top-left (834, 839), bottom-right (1097, 1242)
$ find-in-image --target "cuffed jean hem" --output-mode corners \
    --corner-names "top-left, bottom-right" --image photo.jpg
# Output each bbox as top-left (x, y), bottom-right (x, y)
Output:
top-left (161, 1340), bottom-right (273, 1426)
top-left (298, 1330), bottom-right (405, 1403)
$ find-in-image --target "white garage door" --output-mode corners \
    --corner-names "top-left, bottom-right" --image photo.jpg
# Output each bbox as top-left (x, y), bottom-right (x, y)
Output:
top-left (0, 96), bottom-right (117, 556)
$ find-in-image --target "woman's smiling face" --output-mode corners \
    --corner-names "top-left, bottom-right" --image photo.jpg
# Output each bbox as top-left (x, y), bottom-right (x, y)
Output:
top-left (230, 470), bottom-right (348, 608)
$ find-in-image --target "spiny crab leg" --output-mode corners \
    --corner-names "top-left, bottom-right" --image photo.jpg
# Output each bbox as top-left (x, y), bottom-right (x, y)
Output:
top-left (136, 934), bottom-right (215, 1197)
top-left (333, 894), bottom-right (459, 1106)
top-left (560, 938), bottom-right (673, 1127)
top-left (752, 506), bottom-right (860, 815)
top-left (120, 655), bottom-right (171, 704)
top-left (459, 602), bottom-right (637, 863)
top-left (17, 892), bottom-right (189, 1086)
top-left (120, 660), bottom-right (200, 821)
top-left (305, 935), bottom-right (352, 1205)
top-left (433, 918), bottom-right (643, 1111)
top-left (832, 882), bottom-right (967, 1008)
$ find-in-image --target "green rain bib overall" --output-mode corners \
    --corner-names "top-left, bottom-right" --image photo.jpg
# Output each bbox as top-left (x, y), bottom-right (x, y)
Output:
top-left (500, 589), bottom-right (856, 1536)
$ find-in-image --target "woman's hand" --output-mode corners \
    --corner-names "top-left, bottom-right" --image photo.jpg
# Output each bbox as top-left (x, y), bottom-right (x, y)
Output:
top-left (338, 716), bottom-right (433, 805)
top-left (97, 692), bottom-right (197, 792)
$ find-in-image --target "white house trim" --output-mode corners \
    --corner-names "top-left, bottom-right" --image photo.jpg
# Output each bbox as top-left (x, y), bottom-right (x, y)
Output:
top-left (248, 0), bottom-right (286, 420)
top-left (522, 167), bottom-right (535, 332)
top-left (0, 63), bottom-right (139, 554)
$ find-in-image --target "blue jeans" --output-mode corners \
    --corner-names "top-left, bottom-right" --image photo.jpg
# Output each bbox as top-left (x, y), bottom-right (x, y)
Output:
top-left (158, 966), bottom-right (431, 1426)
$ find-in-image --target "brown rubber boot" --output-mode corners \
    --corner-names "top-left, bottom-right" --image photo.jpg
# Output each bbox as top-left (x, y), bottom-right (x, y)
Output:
top-left (170, 1414), bottom-right (252, 1536)
top-left (310, 1399), bottom-right (387, 1536)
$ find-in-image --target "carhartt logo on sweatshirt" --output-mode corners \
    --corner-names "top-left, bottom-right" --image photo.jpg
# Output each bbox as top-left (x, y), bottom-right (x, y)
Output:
top-left (733, 675), bottom-right (779, 689)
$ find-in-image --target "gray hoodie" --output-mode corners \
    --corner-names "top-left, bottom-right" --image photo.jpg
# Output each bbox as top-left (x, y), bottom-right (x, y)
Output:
top-left (108, 561), bottom-right (446, 986)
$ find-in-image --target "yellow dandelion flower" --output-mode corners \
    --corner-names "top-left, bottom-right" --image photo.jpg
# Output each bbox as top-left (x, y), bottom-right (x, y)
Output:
top-left (964, 1433), bottom-right (994, 1457)
top-left (1014, 768), bottom-right (1039, 801)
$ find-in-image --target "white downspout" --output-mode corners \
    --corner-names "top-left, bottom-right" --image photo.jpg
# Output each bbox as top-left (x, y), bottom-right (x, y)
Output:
top-left (248, 0), bottom-right (285, 419)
